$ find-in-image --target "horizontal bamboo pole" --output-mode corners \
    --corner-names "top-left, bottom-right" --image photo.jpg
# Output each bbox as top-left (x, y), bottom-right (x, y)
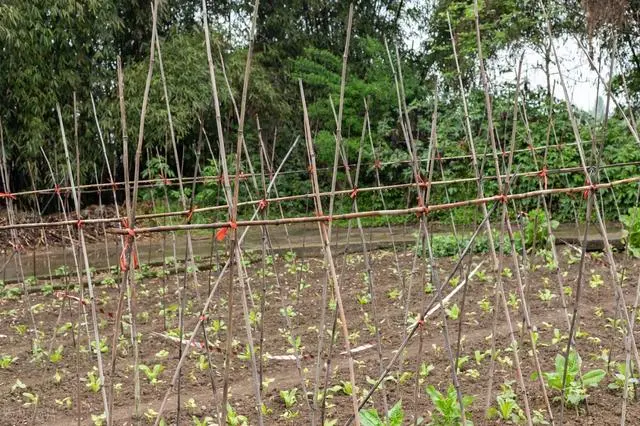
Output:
top-left (103, 175), bottom-right (640, 235)
top-left (2, 164), bottom-right (638, 232)
top-left (5, 140), bottom-right (592, 199)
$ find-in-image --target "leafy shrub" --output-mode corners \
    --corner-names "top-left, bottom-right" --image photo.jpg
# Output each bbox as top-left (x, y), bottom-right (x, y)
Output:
top-left (425, 384), bottom-right (473, 425)
top-left (532, 350), bottom-right (604, 406)
top-left (359, 400), bottom-right (403, 426)
top-left (523, 209), bottom-right (559, 248)
top-left (621, 207), bottom-right (640, 258)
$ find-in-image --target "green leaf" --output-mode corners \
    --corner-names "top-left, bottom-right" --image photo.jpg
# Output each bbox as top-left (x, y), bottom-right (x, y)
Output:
top-left (388, 400), bottom-right (404, 426)
top-left (359, 408), bottom-right (382, 426)
top-left (582, 369), bottom-right (605, 387)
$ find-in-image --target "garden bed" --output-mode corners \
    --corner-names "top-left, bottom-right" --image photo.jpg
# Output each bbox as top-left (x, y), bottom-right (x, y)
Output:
top-left (0, 245), bottom-right (639, 425)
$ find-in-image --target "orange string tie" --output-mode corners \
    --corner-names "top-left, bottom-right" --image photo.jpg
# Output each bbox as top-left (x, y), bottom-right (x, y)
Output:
top-left (185, 205), bottom-right (197, 223)
top-left (416, 175), bottom-right (429, 188)
top-left (527, 143), bottom-right (534, 152)
top-left (110, 181), bottom-right (118, 192)
top-left (11, 241), bottom-right (25, 254)
top-left (0, 192), bottom-right (16, 200)
top-left (415, 197), bottom-right (429, 217)
top-left (583, 179), bottom-right (597, 200)
top-left (417, 317), bottom-right (425, 327)
top-left (159, 173), bottom-right (170, 186)
top-left (54, 184), bottom-right (62, 195)
top-left (307, 165), bottom-right (315, 174)
top-left (498, 193), bottom-right (508, 204)
top-left (75, 219), bottom-right (84, 229)
top-left (199, 314), bottom-right (207, 322)
top-left (119, 219), bottom-right (138, 271)
top-left (215, 221), bottom-right (238, 242)
top-left (537, 166), bottom-right (548, 190)
top-left (257, 198), bottom-right (268, 211)
top-left (373, 159), bottom-right (382, 170)
top-left (502, 150), bottom-right (508, 158)
top-left (349, 187), bottom-right (359, 199)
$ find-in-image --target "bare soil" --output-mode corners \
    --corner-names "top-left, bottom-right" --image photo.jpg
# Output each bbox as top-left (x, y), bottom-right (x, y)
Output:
top-left (0, 246), bottom-right (639, 425)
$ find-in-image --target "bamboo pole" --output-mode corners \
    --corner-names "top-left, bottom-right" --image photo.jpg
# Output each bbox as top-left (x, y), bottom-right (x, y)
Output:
top-left (446, 11), bottom-right (499, 270)
top-left (300, 78), bottom-right (361, 424)
top-left (99, 176), bottom-right (640, 236)
top-left (56, 104), bottom-right (111, 423)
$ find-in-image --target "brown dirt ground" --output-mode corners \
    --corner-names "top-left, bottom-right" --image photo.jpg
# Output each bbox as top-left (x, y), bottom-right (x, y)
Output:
top-left (0, 245), bottom-right (639, 425)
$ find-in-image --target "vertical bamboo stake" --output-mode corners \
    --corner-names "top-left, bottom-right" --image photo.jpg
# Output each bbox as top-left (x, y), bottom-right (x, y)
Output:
top-left (152, 136), bottom-right (300, 426)
top-left (327, 4), bottom-right (354, 240)
top-left (444, 13), bottom-right (499, 271)
top-left (153, 19), bottom-right (201, 302)
top-left (56, 104), bottom-right (110, 422)
top-left (112, 54), bottom-right (141, 423)
top-left (300, 79), bottom-right (361, 425)
top-left (541, 7), bottom-right (640, 422)
top-left (0, 126), bottom-right (39, 335)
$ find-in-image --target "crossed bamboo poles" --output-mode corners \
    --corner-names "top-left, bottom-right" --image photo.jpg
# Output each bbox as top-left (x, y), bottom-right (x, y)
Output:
top-left (1, 2), bottom-right (640, 426)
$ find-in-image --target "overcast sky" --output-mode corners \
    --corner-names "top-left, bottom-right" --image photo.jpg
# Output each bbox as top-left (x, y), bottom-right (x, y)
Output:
top-left (494, 38), bottom-right (609, 113)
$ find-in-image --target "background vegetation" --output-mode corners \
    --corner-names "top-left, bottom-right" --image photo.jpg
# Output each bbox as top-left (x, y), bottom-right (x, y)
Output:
top-left (0, 0), bottom-right (638, 224)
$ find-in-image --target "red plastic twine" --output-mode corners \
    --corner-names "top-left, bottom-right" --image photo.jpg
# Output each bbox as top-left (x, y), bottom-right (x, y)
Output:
top-left (349, 187), bottom-right (359, 199)
top-left (583, 179), bottom-right (597, 199)
top-left (0, 192), bottom-right (16, 200)
top-left (159, 173), bottom-right (170, 186)
top-left (185, 205), bottom-right (197, 223)
top-left (75, 219), bottom-right (84, 229)
top-left (54, 184), bottom-right (62, 195)
top-left (215, 221), bottom-right (238, 241)
top-left (119, 218), bottom-right (138, 271)
top-left (537, 166), bottom-right (548, 190)
top-left (416, 174), bottom-right (429, 188)
top-left (257, 198), bottom-right (268, 211)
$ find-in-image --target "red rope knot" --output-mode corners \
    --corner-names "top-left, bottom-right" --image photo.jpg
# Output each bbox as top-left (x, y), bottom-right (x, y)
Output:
top-left (110, 181), bottom-right (118, 192)
top-left (10, 241), bottom-right (25, 254)
top-left (307, 165), bottom-right (315, 174)
top-left (537, 166), bottom-right (548, 190)
top-left (583, 179), bottom-right (597, 199)
top-left (416, 174), bottom-right (429, 188)
top-left (502, 150), bottom-right (508, 158)
top-left (373, 159), bottom-right (382, 170)
top-left (199, 314), bottom-right (208, 322)
top-left (416, 204), bottom-right (430, 218)
top-left (436, 151), bottom-right (443, 161)
top-left (349, 187), bottom-right (359, 199)
top-left (417, 316), bottom-right (425, 327)
top-left (185, 205), bottom-right (197, 223)
top-left (119, 218), bottom-right (138, 271)
top-left (498, 193), bottom-right (508, 204)
top-left (257, 198), bottom-right (268, 211)
top-left (527, 143), bottom-right (534, 152)
top-left (159, 173), bottom-right (170, 186)
top-left (75, 219), bottom-right (85, 229)
top-left (0, 192), bottom-right (16, 200)
top-left (54, 184), bottom-right (62, 195)
top-left (215, 221), bottom-right (238, 241)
